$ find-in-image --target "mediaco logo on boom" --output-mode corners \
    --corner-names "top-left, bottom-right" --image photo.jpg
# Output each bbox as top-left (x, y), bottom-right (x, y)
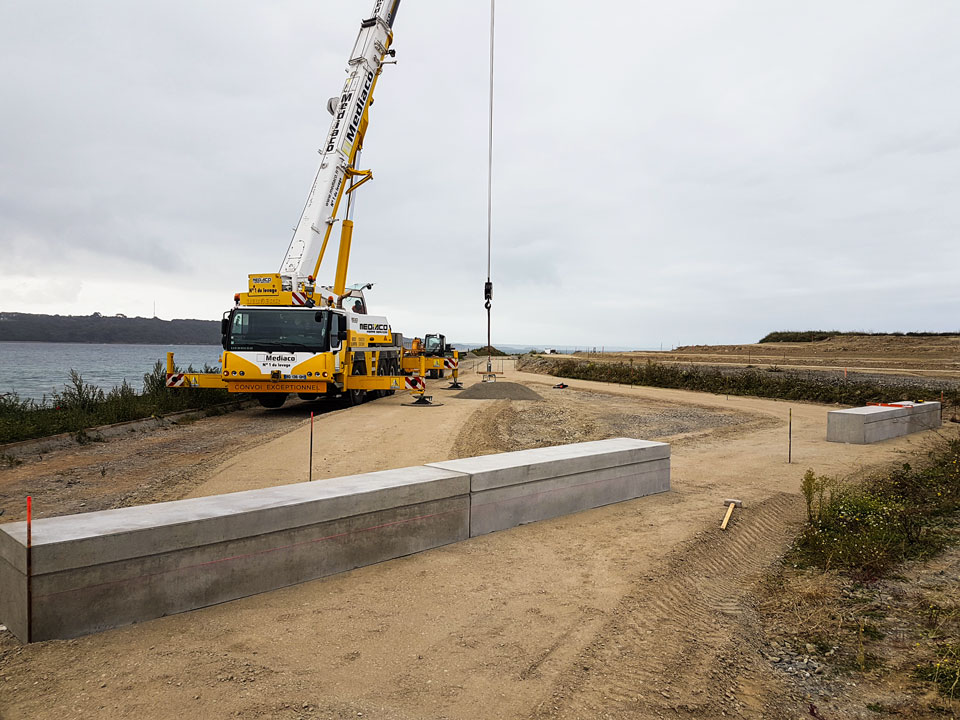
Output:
top-left (344, 72), bottom-right (374, 146)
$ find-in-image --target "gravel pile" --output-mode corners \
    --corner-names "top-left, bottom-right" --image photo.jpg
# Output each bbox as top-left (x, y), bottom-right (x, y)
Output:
top-left (456, 382), bottom-right (543, 401)
top-left (762, 640), bottom-right (850, 707)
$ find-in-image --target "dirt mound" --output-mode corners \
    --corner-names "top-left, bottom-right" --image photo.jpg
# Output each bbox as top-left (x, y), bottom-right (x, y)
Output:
top-left (456, 381), bottom-right (543, 401)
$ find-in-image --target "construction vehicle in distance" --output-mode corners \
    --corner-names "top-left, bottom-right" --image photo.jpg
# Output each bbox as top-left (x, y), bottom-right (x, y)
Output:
top-left (165, 0), bottom-right (457, 408)
top-left (405, 334), bottom-right (457, 378)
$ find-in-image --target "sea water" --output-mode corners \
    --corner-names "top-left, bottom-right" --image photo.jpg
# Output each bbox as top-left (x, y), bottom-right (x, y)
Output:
top-left (0, 342), bottom-right (223, 402)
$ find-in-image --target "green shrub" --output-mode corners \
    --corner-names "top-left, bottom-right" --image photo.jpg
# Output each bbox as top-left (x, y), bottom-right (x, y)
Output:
top-left (914, 644), bottom-right (960, 699)
top-left (473, 345), bottom-right (508, 357)
top-left (791, 438), bottom-right (960, 582)
top-left (801, 469), bottom-right (829, 523)
top-left (542, 358), bottom-right (960, 408)
top-left (759, 330), bottom-right (960, 343)
top-left (760, 331), bottom-right (843, 343)
top-left (794, 488), bottom-right (911, 580)
top-left (0, 363), bottom-right (235, 444)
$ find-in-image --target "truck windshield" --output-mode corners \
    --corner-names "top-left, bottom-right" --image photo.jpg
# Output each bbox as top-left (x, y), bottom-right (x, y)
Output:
top-left (227, 309), bottom-right (329, 352)
top-left (424, 336), bottom-right (441, 352)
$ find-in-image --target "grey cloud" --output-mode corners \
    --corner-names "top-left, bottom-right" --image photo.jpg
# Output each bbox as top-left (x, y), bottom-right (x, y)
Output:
top-left (2, 1), bottom-right (959, 346)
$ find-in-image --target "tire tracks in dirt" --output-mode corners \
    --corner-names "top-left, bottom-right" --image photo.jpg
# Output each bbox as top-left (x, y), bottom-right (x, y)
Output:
top-left (530, 492), bottom-right (804, 719)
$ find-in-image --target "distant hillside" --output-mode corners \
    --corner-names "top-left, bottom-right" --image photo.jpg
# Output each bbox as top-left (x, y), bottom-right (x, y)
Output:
top-left (0, 312), bottom-right (220, 345)
top-left (760, 330), bottom-right (960, 343)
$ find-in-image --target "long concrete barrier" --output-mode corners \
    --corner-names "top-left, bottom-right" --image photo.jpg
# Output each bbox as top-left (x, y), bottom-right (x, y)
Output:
top-left (429, 438), bottom-right (670, 537)
top-left (0, 438), bottom-right (669, 642)
top-left (0, 466), bottom-right (469, 642)
top-left (826, 401), bottom-right (941, 444)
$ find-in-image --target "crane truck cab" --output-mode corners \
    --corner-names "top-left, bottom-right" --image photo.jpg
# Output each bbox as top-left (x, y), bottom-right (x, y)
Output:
top-left (217, 300), bottom-right (401, 408)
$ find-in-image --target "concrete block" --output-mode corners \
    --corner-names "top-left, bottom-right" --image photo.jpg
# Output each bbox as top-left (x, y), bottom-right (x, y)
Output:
top-left (470, 458), bottom-right (670, 537)
top-left (827, 401), bottom-right (941, 444)
top-left (427, 437), bottom-right (670, 492)
top-left (0, 466), bottom-right (469, 642)
top-left (1, 465), bottom-right (467, 575)
top-left (0, 555), bottom-right (27, 641)
top-left (429, 438), bottom-right (670, 537)
top-left (0, 440), bottom-right (671, 642)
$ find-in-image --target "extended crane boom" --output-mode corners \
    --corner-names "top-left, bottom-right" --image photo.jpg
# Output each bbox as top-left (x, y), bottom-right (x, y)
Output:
top-left (165, 0), bottom-right (460, 408)
top-left (280, 0), bottom-right (400, 296)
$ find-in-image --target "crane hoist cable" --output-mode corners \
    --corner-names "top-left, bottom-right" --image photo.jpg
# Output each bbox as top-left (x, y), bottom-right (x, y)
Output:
top-left (484, 0), bottom-right (495, 374)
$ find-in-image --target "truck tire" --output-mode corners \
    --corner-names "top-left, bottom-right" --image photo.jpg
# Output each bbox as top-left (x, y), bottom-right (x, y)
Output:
top-left (256, 393), bottom-right (288, 409)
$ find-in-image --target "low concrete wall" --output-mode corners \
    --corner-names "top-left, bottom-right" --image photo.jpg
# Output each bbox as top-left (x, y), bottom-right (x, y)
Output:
top-left (429, 438), bottom-right (670, 537)
top-left (0, 438), bottom-right (670, 642)
top-left (827, 401), bottom-right (941, 444)
top-left (0, 466), bottom-right (469, 642)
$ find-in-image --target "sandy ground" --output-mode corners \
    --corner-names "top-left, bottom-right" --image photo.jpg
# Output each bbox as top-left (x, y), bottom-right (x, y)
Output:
top-left (1, 361), bottom-right (957, 719)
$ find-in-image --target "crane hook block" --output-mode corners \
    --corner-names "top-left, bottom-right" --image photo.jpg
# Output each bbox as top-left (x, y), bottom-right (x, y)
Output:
top-left (484, 280), bottom-right (493, 302)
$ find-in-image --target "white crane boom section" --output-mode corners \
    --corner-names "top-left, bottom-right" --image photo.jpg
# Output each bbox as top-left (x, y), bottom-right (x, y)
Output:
top-left (279, 0), bottom-right (400, 290)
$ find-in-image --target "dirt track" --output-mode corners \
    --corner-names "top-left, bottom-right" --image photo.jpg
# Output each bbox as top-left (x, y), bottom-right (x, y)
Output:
top-left (1, 361), bottom-right (956, 719)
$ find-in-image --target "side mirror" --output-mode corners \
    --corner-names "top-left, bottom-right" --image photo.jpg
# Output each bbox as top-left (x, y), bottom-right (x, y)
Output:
top-left (329, 315), bottom-right (342, 351)
top-left (221, 317), bottom-right (230, 335)
top-left (338, 329), bottom-right (348, 341)
top-left (315, 311), bottom-right (324, 322)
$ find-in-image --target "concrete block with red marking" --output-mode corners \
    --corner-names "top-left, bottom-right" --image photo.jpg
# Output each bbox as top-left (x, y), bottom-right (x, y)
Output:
top-left (827, 401), bottom-right (941, 444)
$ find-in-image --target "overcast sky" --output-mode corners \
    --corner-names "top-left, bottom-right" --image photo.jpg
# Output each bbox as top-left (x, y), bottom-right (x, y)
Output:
top-left (2, 1), bottom-right (958, 348)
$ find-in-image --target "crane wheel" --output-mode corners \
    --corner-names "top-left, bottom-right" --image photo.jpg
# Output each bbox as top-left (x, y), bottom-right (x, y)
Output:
top-left (256, 393), bottom-right (288, 409)
top-left (346, 389), bottom-right (367, 406)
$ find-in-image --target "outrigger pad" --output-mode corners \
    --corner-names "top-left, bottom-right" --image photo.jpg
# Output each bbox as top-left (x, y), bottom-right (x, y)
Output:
top-left (402, 395), bottom-right (444, 407)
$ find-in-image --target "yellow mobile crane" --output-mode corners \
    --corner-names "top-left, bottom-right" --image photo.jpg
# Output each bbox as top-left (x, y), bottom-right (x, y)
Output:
top-left (166, 0), bottom-right (457, 408)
